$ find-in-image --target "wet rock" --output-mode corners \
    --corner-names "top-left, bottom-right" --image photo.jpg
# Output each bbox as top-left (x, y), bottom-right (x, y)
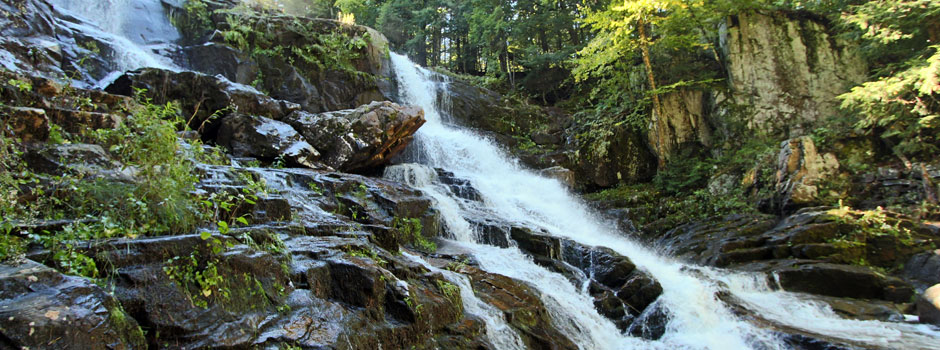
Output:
top-left (773, 262), bottom-right (914, 302)
top-left (787, 294), bottom-right (904, 322)
top-left (105, 68), bottom-right (296, 133)
top-left (510, 227), bottom-right (562, 261)
top-left (215, 114), bottom-right (320, 168)
top-left (538, 166), bottom-right (576, 188)
top-left (917, 284), bottom-right (940, 325)
top-left (616, 273), bottom-right (664, 321)
top-left (774, 136), bottom-right (840, 210)
top-left (282, 101), bottom-right (425, 172)
top-left (24, 143), bottom-right (128, 177)
top-left (557, 239), bottom-right (664, 331)
top-left (183, 42), bottom-right (258, 85)
top-left (436, 168), bottom-right (483, 201)
top-left (0, 106), bottom-right (49, 142)
top-left (0, 0), bottom-right (68, 80)
top-left (656, 213), bottom-right (778, 266)
top-left (458, 265), bottom-right (578, 350)
top-left (467, 218), bottom-right (512, 247)
top-left (626, 301), bottom-right (668, 340)
top-left (0, 259), bottom-right (146, 350)
top-left (904, 249), bottom-right (940, 289)
top-left (327, 258), bottom-right (386, 308)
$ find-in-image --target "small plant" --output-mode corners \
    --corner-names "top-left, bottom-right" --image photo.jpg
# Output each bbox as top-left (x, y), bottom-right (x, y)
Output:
top-left (7, 78), bottom-right (31, 92)
top-left (394, 217), bottom-right (435, 253)
top-left (307, 182), bottom-right (324, 195)
top-left (163, 236), bottom-right (231, 308)
top-left (346, 245), bottom-right (387, 266)
top-left (436, 279), bottom-right (462, 312)
top-left (404, 294), bottom-right (423, 317)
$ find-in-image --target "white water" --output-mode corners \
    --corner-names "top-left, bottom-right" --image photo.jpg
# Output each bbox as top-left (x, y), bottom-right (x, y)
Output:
top-left (50, 0), bottom-right (179, 84)
top-left (386, 52), bottom-right (940, 349)
top-left (401, 251), bottom-right (528, 350)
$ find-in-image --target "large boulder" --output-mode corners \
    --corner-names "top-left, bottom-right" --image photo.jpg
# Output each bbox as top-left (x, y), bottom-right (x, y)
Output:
top-left (570, 124), bottom-right (657, 189)
top-left (722, 11), bottom-right (867, 136)
top-left (183, 11), bottom-right (394, 113)
top-left (105, 68), bottom-right (297, 134)
top-left (774, 136), bottom-right (840, 210)
top-left (917, 284), bottom-right (940, 326)
top-left (215, 114), bottom-right (320, 168)
top-left (905, 249), bottom-right (940, 289)
top-left (282, 101), bottom-right (425, 172)
top-left (0, 260), bottom-right (147, 349)
top-left (772, 262), bottom-right (914, 302)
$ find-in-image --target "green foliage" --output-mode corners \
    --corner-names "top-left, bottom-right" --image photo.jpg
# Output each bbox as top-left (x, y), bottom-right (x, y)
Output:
top-left (173, 0), bottom-right (214, 44)
top-left (163, 236), bottom-right (232, 309)
top-left (219, 10), bottom-right (372, 80)
top-left (840, 46), bottom-right (940, 160)
top-left (345, 246), bottom-right (388, 266)
top-left (436, 279), bottom-right (462, 315)
top-left (85, 92), bottom-right (202, 235)
top-left (829, 203), bottom-right (915, 245)
top-left (6, 78), bottom-right (31, 93)
top-left (394, 217), bottom-right (435, 253)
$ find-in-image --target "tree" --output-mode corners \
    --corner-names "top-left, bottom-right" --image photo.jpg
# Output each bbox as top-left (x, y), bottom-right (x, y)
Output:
top-left (574, 0), bottom-right (704, 168)
top-left (840, 0), bottom-right (940, 164)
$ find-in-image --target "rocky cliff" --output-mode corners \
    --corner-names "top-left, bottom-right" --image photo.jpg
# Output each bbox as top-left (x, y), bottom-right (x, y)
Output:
top-left (722, 11), bottom-right (868, 137)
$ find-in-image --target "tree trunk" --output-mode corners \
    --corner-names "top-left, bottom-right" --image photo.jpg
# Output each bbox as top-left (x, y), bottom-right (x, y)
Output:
top-left (638, 19), bottom-right (667, 170)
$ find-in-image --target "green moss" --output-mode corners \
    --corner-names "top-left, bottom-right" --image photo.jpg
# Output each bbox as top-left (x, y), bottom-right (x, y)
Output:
top-left (395, 217), bottom-right (435, 253)
top-left (218, 10), bottom-right (374, 82)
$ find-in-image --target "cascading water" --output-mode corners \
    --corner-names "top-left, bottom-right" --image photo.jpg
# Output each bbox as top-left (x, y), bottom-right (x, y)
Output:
top-left (401, 251), bottom-right (528, 350)
top-left (385, 52), bottom-right (940, 349)
top-left (50, 0), bottom-right (180, 85)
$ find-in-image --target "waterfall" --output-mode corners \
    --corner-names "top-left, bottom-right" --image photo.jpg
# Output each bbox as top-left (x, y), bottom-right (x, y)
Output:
top-left (386, 53), bottom-right (940, 350)
top-left (402, 251), bottom-right (528, 350)
top-left (50, 0), bottom-right (180, 85)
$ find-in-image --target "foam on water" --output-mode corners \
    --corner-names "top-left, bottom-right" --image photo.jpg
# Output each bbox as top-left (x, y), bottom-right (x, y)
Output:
top-left (387, 52), bottom-right (940, 350)
top-left (50, 0), bottom-right (180, 75)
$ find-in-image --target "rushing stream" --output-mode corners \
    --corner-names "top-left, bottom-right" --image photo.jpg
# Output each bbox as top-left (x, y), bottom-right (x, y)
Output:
top-left (384, 53), bottom-right (940, 350)
top-left (33, 0), bottom-right (940, 346)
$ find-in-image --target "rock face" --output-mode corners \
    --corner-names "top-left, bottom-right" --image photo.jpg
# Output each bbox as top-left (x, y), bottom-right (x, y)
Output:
top-left (654, 208), bottom-right (935, 305)
top-left (105, 68), bottom-right (294, 132)
top-left (183, 8), bottom-right (394, 113)
top-left (106, 70), bottom-right (423, 173)
top-left (722, 11), bottom-right (868, 136)
top-left (572, 124), bottom-right (657, 188)
top-left (283, 101), bottom-right (425, 172)
top-left (774, 136), bottom-right (840, 209)
top-left (216, 114), bottom-right (320, 168)
top-left (649, 89), bottom-right (713, 161)
top-left (0, 260), bottom-right (147, 349)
